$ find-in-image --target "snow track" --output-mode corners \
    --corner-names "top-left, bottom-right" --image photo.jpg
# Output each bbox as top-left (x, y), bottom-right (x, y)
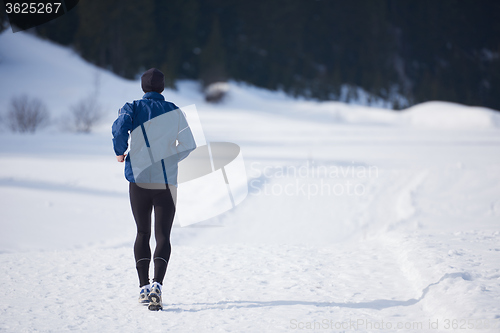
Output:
top-left (2, 235), bottom-right (498, 332)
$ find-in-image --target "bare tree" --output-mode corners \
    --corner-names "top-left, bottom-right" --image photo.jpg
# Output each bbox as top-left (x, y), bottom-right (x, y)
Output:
top-left (63, 96), bottom-right (103, 133)
top-left (7, 95), bottom-right (50, 133)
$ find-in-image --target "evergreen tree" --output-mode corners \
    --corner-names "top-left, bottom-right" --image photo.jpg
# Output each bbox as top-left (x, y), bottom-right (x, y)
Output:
top-left (0, 2), bottom-right (9, 33)
top-left (153, 0), bottom-right (201, 87)
top-left (200, 17), bottom-right (227, 86)
top-left (35, 5), bottom-right (79, 46)
top-left (75, 0), bottom-right (155, 78)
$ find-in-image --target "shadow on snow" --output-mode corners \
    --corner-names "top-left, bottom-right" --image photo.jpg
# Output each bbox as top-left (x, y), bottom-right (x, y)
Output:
top-left (163, 272), bottom-right (471, 312)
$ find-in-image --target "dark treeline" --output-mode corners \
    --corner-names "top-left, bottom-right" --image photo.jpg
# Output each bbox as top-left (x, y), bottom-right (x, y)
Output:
top-left (13, 0), bottom-right (500, 109)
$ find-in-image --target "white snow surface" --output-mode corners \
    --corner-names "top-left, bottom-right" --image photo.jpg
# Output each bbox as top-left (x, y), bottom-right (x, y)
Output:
top-left (0, 30), bottom-right (500, 332)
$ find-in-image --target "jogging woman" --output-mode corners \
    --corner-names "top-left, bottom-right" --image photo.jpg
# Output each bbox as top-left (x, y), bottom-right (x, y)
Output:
top-left (112, 68), bottom-right (196, 311)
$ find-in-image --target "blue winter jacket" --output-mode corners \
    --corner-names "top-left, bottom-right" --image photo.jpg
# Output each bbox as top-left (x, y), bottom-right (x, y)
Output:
top-left (112, 92), bottom-right (196, 185)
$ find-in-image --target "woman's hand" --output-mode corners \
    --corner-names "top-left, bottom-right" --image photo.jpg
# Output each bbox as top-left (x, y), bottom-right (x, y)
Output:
top-left (116, 154), bottom-right (126, 162)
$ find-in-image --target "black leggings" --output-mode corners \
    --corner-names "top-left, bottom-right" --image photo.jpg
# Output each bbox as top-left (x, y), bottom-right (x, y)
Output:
top-left (129, 182), bottom-right (176, 287)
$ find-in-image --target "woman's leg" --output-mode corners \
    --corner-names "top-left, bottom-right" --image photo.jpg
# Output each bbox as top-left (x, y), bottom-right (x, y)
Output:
top-left (151, 186), bottom-right (176, 285)
top-left (129, 182), bottom-right (153, 287)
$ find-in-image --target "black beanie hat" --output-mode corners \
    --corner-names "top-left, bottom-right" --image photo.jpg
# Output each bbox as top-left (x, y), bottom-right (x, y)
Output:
top-left (141, 68), bottom-right (165, 93)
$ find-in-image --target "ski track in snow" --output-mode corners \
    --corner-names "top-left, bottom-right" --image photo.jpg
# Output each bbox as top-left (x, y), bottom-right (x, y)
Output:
top-left (0, 31), bottom-right (500, 332)
top-left (1, 235), bottom-right (499, 332)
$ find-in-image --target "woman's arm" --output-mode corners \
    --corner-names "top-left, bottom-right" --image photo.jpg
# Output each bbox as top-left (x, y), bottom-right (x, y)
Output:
top-left (112, 103), bottom-right (134, 161)
top-left (176, 110), bottom-right (196, 162)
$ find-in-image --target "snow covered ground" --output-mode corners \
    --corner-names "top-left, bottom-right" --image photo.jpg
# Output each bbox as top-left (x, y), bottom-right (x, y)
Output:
top-left (1, 30), bottom-right (500, 332)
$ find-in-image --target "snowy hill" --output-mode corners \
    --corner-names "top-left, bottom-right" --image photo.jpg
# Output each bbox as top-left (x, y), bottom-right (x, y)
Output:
top-left (1, 30), bottom-right (499, 133)
top-left (0, 30), bottom-right (500, 332)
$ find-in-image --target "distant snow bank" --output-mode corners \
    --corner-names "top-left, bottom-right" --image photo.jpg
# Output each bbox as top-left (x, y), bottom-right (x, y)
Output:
top-left (402, 101), bottom-right (500, 130)
top-left (223, 82), bottom-right (500, 129)
top-left (0, 30), bottom-right (498, 132)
